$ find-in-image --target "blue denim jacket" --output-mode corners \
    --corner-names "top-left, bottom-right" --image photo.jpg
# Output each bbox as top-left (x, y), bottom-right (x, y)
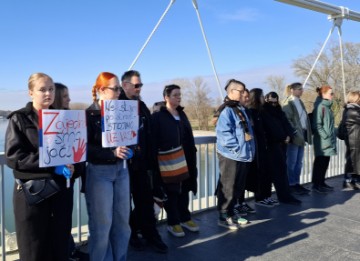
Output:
top-left (216, 106), bottom-right (255, 162)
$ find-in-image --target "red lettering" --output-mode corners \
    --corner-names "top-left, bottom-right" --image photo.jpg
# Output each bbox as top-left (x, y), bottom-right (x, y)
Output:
top-left (43, 112), bottom-right (60, 135)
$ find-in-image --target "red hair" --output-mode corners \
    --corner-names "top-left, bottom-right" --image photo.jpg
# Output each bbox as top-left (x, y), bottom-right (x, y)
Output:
top-left (316, 85), bottom-right (332, 97)
top-left (92, 72), bottom-right (118, 102)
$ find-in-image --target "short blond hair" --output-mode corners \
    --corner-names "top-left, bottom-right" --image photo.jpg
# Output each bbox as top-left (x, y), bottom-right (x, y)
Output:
top-left (28, 73), bottom-right (53, 91)
top-left (347, 91), bottom-right (360, 105)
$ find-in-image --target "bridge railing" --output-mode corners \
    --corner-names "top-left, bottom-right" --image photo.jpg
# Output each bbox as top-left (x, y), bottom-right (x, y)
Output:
top-left (0, 137), bottom-right (346, 260)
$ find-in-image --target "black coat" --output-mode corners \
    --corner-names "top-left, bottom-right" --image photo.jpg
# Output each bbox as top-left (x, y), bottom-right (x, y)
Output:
top-left (345, 103), bottom-right (360, 175)
top-left (262, 103), bottom-right (296, 145)
top-left (119, 91), bottom-right (157, 172)
top-left (86, 102), bottom-right (119, 164)
top-left (5, 102), bottom-right (56, 180)
top-left (246, 108), bottom-right (268, 192)
top-left (151, 106), bottom-right (197, 194)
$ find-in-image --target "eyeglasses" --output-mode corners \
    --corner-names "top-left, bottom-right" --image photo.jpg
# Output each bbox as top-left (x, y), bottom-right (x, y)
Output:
top-left (267, 101), bottom-right (278, 106)
top-left (124, 82), bottom-right (143, 89)
top-left (104, 86), bottom-right (121, 92)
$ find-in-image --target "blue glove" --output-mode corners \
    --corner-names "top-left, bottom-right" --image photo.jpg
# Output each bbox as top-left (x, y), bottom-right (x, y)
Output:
top-left (127, 149), bottom-right (134, 159)
top-left (55, 165), bottom-right (71, 179)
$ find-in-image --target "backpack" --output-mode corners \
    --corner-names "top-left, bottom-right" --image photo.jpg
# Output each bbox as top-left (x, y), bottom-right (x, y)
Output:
top-left (308, 106), bottom-right (325, 133)
top-left (337, 109), bottom-right (347, 140)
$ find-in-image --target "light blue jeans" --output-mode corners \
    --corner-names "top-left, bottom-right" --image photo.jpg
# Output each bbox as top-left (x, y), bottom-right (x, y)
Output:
top-left (85, 162), bottom-right (131, 261)
top-left (286, 143), bottom-right (305, 186)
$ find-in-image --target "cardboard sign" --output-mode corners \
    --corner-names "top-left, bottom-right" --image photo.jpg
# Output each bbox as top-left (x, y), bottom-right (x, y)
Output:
top-left (101, 100), bottom-right (139, 147)
top-left (39, 110), bottom-right (87, 167)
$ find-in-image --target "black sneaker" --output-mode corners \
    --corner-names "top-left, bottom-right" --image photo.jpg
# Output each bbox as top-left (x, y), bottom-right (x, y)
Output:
top-left (296, 184), bottom-right (311, 194)
top-left (147, 236), bottom-right (168, 253)
top-left (255, 199), bottom-right (274, 208)
top-left (237, 202), bottom-right (256, 214)
top-left (129, 233), bottom-right (145, 251)
top-left (290, 185), bottom-right (306, 195)
top-left (312, 185), bottom-right (328, 194)
top-left (343, 181), bottom-right (360, 190)
top-left (321, 183), bottom-right (334, 191)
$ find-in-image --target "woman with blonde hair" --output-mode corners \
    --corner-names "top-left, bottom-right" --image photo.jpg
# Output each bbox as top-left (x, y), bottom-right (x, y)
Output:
top-left (5, 73), bottom-right (75, 261)
top-left (85, 72), bottom-right (132, 261)
top-left (342, 91), bottom-right (360, 189)
top-left (311, 85), bottom-right (337, 193)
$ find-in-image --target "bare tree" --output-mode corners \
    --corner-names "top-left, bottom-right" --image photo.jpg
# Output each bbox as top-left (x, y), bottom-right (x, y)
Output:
top-left (265, 75), bottom-right (287, 102)
top-left (292, 41), bottom-right (360, 121)
top-left (173, 77), bottom-right (214, 130)
top-left (70, 103), bottom-right (89, 110)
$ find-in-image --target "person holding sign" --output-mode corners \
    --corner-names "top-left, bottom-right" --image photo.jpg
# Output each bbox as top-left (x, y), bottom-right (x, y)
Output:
top-left (152, 84), bottom-right (199, 237)
top-left (85, 72), bottom-right (131, 261)
top-left (120, 70), bottom-right (168, 253)
top-left (5, 73), bottom-right (75, 261)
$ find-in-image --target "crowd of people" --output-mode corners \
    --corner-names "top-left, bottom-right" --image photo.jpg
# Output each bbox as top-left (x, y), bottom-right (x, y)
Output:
top-left (4, 72), bottom-right (359, 260)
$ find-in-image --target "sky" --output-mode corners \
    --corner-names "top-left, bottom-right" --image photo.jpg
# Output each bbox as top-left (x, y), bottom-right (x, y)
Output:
top-left (1, 0), bottom-right (360, 110)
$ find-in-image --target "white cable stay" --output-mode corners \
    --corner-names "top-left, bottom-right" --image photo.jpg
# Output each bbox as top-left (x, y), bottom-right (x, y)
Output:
top-left (192, 0), bottom-right (223, 100)
top-left (127, 0), bottom-right (223, 100)
top-left (128, 0), bottom-right (176, 71)
top-left (275, 0), bottom-right (360, 101)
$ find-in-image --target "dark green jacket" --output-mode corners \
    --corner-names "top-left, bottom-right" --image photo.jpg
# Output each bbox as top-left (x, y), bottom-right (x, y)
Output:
top-left (312, 96), bottom-right (337, 156)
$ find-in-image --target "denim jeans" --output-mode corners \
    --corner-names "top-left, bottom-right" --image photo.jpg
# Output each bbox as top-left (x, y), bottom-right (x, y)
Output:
top-left (286, 143), bottom-right (304, 186)
top-left (85, 162), bottom-right (131, 261)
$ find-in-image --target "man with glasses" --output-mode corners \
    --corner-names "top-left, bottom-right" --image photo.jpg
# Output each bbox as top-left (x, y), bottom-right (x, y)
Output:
top-left (215, 79), bottom-right (255, 230)
top-left (119, 70), bottom-right (168, 253)
top-left (282, 82), bottom-right (312, 195)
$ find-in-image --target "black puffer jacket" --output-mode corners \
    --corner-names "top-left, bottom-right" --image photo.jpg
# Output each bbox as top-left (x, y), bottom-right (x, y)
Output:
top-left (151, 105), bottom-right (197, 194)
top-left (345, 103), bottom-right (360, 175)
top-left (5, 102), bottom-right (56, 180)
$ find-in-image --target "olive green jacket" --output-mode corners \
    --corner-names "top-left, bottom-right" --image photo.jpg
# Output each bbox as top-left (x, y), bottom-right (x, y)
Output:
top-left (282, 95), bottom-right (312, 146)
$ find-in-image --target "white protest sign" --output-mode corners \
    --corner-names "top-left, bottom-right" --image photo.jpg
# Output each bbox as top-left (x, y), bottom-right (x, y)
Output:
top-left (39, 110), bottom-right (87, 167)
top-left (101, 100), bottom-right (139, 147)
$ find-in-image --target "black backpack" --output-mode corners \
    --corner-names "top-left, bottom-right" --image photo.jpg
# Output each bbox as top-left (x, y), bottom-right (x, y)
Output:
top-left (337, 109), bottom-right (347, 140)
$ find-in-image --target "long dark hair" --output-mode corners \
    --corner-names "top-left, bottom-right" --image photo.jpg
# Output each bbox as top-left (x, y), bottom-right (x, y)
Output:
top-left (53, 82), bottom-right (68, 109)
top-left (249, 88), bottom-right (264, 110)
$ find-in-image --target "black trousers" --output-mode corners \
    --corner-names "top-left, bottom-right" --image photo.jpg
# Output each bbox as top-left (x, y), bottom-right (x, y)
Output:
top-left (163, 185), bottom-right (191, 226)
top-left (267, 144), bottom-right (292, 201)
top-left (217, 154), bottom-right (250, 216)
top-left (13, 182), bottom-right (73, 261)
top-left (129, 170), bottom-right (160, 239)
top-left (312, 156), bottom-right (331, 186)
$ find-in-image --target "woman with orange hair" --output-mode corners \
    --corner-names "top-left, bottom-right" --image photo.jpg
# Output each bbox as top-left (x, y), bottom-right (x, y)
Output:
top-left (85, 72), bottom-right (132, 261)
top-left (311, 86), bottom-right (337, 193)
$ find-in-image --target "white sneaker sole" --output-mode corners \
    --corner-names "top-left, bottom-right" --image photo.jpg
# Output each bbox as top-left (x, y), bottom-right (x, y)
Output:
top-left (167, 226), bottom-right (185, 237)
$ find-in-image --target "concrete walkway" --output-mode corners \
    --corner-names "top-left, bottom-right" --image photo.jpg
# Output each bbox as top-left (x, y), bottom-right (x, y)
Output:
top-left (9, 175), bottom-right (360, 261)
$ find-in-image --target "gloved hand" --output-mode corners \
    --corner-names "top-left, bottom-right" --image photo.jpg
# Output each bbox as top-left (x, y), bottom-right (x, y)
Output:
top-left (55, 165), bottom-right (71, 179)
top-left (126, 149), bottom-right (134, 160)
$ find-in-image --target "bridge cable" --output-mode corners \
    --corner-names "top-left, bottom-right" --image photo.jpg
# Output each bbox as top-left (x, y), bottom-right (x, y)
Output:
top-left (128, 0), bottom-right (176, 70)
top-left (192, 0), bottom-right (223, 100)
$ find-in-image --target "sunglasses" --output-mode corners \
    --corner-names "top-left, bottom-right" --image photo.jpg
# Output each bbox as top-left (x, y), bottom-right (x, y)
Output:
top-left (124, 82), bottom-right (143, 89)
top-left (104, 86), bottom-right (121, 92)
